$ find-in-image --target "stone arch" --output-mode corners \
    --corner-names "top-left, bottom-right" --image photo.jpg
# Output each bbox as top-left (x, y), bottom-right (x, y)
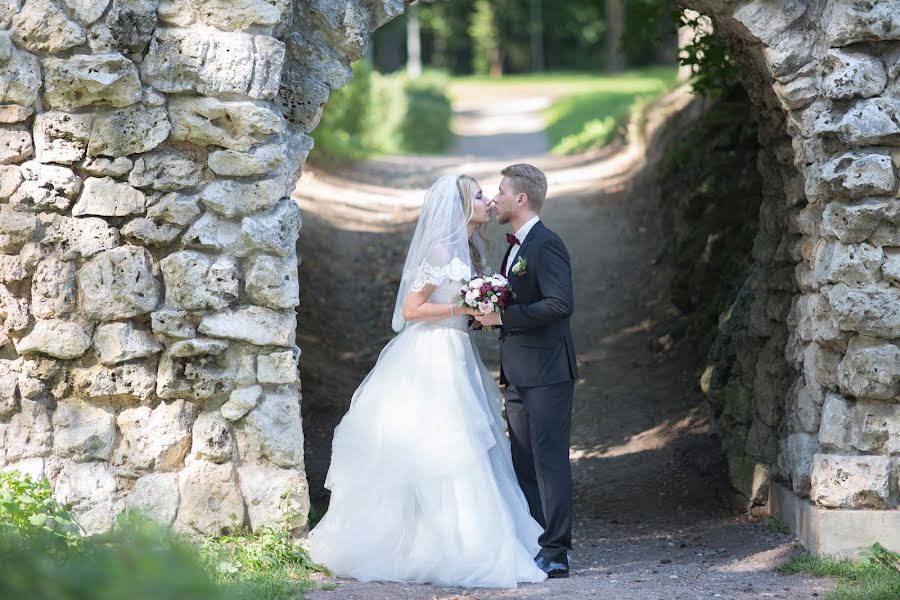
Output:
top-left (0, 0), bottom-right (898, 555)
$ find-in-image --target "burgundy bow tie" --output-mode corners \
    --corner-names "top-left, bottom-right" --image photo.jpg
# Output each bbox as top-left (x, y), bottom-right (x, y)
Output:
top-left (506, 233), bottom-right (521, 246)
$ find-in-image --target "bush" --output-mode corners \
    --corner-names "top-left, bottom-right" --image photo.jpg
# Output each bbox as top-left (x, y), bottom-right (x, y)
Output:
top-left (0, 470), bottom-right (80, 547)
top-left (310, 63), bottom-right (454, 162)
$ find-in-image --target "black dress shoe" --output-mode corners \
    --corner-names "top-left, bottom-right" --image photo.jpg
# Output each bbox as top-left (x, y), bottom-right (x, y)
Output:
top-left (534, 555), bottom-right (569, 578)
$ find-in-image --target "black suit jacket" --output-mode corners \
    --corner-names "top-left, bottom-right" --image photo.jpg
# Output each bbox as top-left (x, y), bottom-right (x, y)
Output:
top-left (499, 221), bottom-right (578, 387)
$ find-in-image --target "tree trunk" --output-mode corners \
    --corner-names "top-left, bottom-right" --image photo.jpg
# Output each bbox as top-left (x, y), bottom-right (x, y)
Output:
top-left (530, 0), bottom-right (544, 72)
top-left (406, 2), bottom-right (422, 78)
top-left (605, 0), bottom-right (625, 72)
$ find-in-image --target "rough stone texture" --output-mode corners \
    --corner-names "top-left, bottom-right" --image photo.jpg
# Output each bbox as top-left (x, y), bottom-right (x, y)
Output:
top-left (30, 256), bottom-right (76, 318)
top-left (43, 54), bottom-right (142, 112)
top-left (810, 454), bottom-right (893, 509)
top-left (828, 283), bottom-right (900, 338)
top-left (200, 178), bottom-right (286, 218)
top-left (10, 0), bottom-right (86, 54)
top-left (0, 44), bottom-right (40, 107)
top-left (126, 472), bottom-right (179, 526)
top-left (816, 152), bottom-right (895, 199)
top-left (77, 246), bottom-right (159, 321)
top-left (15, 319), bottom-right (92, 359)
top-left (54, 461), bottom-right (119, 534)
top-left (5, 398), bottom-right (52, 462)
top-left (837, 335), bottom-right (900, 400)
top-left (168, 97), bottom-right (283, 151)
top-left (33, 112), bottom-right (92, 165)
top-left (189, 411), bottom-right (233, 463)
top-left (93, 322), bottom-right (162, 365)
top-left (52, 399), bottom-right (116, 461)
top-left (221, 384), bottom-right (261, 421)
top-left (257, 349), bottom-right (298, 384)
top-left (823, 0), bottom-right (900, 46)
top-left (71, 360), bottom-right (157, 403)
top-left (208, 143), bottom-right (285, 177)
top-left (173, 459), bottom-right (245, 535)
top-left (87, 105), bottom-right (170, 158)
top-left (199, 306), bottom-right (295, 346)
top-left (72, 177), bottom-right (145, 217)
top-left (128, 148), bottom-right (205, 192)
top-left (238, 463), bottom-right (309, 530)
top-left (156, 338), bottom-right (235, 401)
top-left (245, 254), bottom-right (299, 308)
top-left (235, 391), bottom-right (303, 468)
top-left (146, 192), bottom-right (202, 226)
top-left (115, 400), bottom-right (197, 471)
top-left (12, 161), bottom-right (82, 213)
top-left (160, 251), bottom-right (238, 311)
top-left (821, 49), bottom-right (887, 100)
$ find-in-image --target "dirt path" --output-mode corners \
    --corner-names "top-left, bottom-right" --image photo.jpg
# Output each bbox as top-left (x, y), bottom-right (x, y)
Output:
top-left (295, 86), bottom-right (832, 599)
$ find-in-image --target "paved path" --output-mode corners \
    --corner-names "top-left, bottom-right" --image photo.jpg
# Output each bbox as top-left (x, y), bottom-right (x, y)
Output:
top-left (294, 84), bottom-right (832, 599)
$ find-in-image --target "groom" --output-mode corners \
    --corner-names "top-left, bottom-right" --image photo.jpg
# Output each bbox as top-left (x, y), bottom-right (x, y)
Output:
top-left (477, 164), bottom-right (578, 578)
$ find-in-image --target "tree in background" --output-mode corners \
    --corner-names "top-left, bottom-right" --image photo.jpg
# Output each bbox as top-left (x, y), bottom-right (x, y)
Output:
top-left (469, 0), bottom-right (502, 75)
top-left (605, 0), bottom-right (625, 72)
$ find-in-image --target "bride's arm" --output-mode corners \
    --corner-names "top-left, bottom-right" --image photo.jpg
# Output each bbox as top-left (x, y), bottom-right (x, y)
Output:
top-left (402, 285), bottom-right (479, 322)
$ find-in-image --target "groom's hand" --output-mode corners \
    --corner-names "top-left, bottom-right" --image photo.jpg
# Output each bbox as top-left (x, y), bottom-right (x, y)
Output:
top-left (477, 311), bottom-right (502, 327)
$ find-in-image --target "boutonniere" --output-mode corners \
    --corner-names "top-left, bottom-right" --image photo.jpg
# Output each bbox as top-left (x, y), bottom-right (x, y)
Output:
top-left (511, 256), bottom-right (527, 276)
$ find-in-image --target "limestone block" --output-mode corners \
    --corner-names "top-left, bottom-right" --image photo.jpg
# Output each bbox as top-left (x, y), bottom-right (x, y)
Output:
top-left (5, 398), bottom-right (52, 462)
top-left (238, 463), bottom-right (308, 530)
top-left (208, 143), bottom-right (286, 177)
top-left (0, 283), bottom-right (30, 336)
top-left (814, 98), bottom-right (900, 146)
top-left (0, 44), bottom-right (41, 106)
top-left (78, 156), bottom-right (132, 178)
top-left (191, 0), bottom-right (290, 30)
top-left (822, 199), bottom-right (900, 246)
top-left (0, 105), bottom-right (34, 123)
top-left (128, 148), bottom-right (205, 192)
top-left (731, 0), bottom-right (806, 45)
top-left (11, 161), bottom-right (82, 212)
top-left (87, 105), bottom-right (170, 158)
top-left (837, 335), bottom-right (900, 400)
top-left (190, 411), bottom-right (233, 463)
top-left (818, 392), bottom-right (852, 451)
top-left (72, 176), bottom-right (145, 218)
top-left (235, 390), bottom-right (303, 468)
top-left (77, 246), bottom-right (160, 322)
top-left (115, 399), bottom-right (196, 471)
top-left (168, 97), bottom-right (283, 151)
top-left (53, 399), bottom-right (116, 461)
top-left (0, 126), bottom-right (33, 164)
top-left (156, 338), bottom-right (236, 401)
top-left (30, 257), bottom-right (76, 319)
top-left (93, 322), bottom-right (162, 366)
top-left (0, 164), bottom-right (21, 200)
top-left (15, 319), bottom-right (91, 360)
top-left (40, 214), bottom-right (120, 260)
top-left (829, 283), bottom-right (900, 338)
top-left (796, 384), bottom-right (823, 433)
top-left (744, 419), bottom-right (777, 463)
top-left (0, 206), bottom-right (36, 253)
top-left (810, 454), bottom-right (892, 509)
top-left (813, 240), bottom-right (883, 285)
top-left (0, 255), bottom-right (24, 284)
top-left (817, 152), bottom-right (895, 199)
top-left (54, 461), bottom-right (120, 534)
top-left (277, 71), bottom-right (329, 133)
top-left (245, 254), bottom-right (299, 309)
top-left (0, 360), bottom-right (17, 418)
top-left (824, 0), bottom-right (900, 46)
top-left (121, 219), bottom-right (183, 246)
top-left (146, 192), bottom-right (202, 227)
top-left (822, 49), bottom-right (887, 100)
top-left (773, 76), bottom-right (819, 110)
top-left (150, 309), bottom-right (195, 339)
top-left (200, 178), bottom-right (285, 218)
top-left (786, 432), bottom-right (819, 495)
top-left (10, 0), bottom-right (86, 53)
top-left (181, 212), bottom-right (249, 256)
top-left (850, 400), bottom-right (900, 454)
top-left (34, 112), bottom-right (92, 165)
top-left (283, 32), bottom-right (352, 90)
top-left (221, 385), bottom-right (260, 421)
top-left (2, 457), bottom-right (45, 480)
top-left (159, 251), bottom-right (238, 311)
top-left (43, 54), bottom-right (142, 112)
top-left (257, 350), bottom-right (297, 384)
top-left (88, 0), bottom-right (157, 54)
top-left (61, 0), bottom-right (110, 25)
top-left (199, 306), bottom-right (295, 347)
top-left (173, 460), bottom-right (245, 535)
top-left (803, 342), bottom-right (841, 391)
top-left (882, 249), bottom-right (900, 284)
top-left (728, 455), bottom-right (770, 505)
top-left (71, 360), bottom-right (157, 403)
top-left (143, 29), bottom-right (285, 101)
top-left (241, 199), bottom-right (301, 257)
top-left (126, 472), bottom-right (179, 527)
top-left (157, 0), bottom-right (194, 26)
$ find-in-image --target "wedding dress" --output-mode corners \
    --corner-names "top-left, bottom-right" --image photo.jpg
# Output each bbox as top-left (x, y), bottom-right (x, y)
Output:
top-left (307, 176), bottom-right (547, 588)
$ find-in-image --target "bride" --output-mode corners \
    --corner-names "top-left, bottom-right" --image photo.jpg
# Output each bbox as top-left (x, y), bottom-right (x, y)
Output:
top-left (307, 175), bottom-right (548, 588)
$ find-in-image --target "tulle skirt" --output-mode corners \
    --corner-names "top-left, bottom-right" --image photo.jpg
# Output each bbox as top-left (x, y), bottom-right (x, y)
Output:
top-left (307, 321), bottom-right (547, 588)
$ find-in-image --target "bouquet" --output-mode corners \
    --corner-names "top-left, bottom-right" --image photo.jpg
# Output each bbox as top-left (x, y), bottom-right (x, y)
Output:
top-left (458, 273), bottom-right (514, 327)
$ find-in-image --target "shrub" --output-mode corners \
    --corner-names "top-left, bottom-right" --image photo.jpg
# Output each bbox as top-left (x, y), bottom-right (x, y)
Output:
top-left (0, 470), bottom-right (80, 547)
top-left (400, 72), bottom-right (454, 153)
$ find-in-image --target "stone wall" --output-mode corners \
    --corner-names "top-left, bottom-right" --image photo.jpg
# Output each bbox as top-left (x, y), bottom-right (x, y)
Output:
top-left (0, 0), bottom-right (404, 535)
top-left (685, 0), bottom-right (900, 514)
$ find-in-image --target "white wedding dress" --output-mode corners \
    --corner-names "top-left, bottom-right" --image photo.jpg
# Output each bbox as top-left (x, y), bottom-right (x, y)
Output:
top-left (307, 268), bottom-right (548, 588)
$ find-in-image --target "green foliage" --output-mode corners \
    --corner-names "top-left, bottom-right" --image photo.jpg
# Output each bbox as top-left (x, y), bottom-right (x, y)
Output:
top-left (657, 87), bottom-right (761, 351)
top-left (763, 516), bottom-right (791, 534)
top-left (310, 63), bottom-right (454, 162)
top-left (779, 544), bottom-right (900, 600)
top-left (468, 0), bottom-right (498, 76)
top-left (676, 10), bottom-right (738, 98)
top-left (0, 470), bottom-right (80, 546)
top-left (544, 66), bottom-right (678, 154)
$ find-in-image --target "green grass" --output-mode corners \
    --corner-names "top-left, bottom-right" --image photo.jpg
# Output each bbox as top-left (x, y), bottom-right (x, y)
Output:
top-left (779, 544), bottom-right (900, 600)
top-left (763, 516), bottom-right (791, 534)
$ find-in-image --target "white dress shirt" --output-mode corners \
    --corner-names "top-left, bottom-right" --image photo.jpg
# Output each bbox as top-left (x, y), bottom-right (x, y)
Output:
top-left (504, 215), bottom-right (541, 276)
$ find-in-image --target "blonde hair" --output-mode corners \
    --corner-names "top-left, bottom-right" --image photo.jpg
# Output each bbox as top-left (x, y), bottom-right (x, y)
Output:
top-left (501, 163), bottom-right (547, 212)
top-left (456, 175), bottom-right (488, 274)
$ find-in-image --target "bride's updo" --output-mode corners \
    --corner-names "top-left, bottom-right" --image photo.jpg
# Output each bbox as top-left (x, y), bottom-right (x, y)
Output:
top-left (456, 175), bottom-right (489, 274)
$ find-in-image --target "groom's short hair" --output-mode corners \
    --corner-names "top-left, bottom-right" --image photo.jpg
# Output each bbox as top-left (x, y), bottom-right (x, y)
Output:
top-left (501, 163), bottom-right (547, 212)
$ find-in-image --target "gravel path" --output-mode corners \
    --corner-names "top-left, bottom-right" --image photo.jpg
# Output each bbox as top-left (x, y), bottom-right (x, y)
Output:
top-left (294, 85), bottom-right (833, 600)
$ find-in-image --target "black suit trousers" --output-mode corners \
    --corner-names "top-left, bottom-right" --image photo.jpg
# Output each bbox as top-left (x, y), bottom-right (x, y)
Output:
top-left (504, 380), bottom-right (574, 563)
